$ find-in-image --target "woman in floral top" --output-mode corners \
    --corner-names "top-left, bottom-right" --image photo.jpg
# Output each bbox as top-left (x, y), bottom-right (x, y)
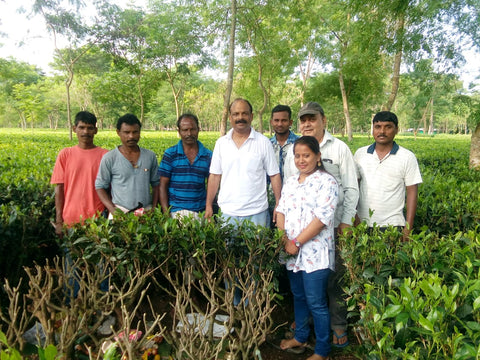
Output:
top-left (276, 136), bottom-right (338, 360)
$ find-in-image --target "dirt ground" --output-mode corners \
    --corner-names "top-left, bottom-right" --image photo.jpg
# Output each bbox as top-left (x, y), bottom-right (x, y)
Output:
top-left (259, 293), bottom-right (358, 360)
top-left (145, 287), bottom-right (358, 360)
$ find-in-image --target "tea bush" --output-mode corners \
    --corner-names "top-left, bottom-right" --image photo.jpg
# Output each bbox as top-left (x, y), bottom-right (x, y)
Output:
top-left (1, 129), bottom-right (480, 359)
top-left (339, 226), bottom-right (480, 359)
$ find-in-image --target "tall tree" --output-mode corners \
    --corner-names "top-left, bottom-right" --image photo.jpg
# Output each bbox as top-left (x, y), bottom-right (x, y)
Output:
top-left (96, 4), bottom-right (154, 123)
top-left (33, 0), bottom-right (95, 139)
top-left (0, 58), bottom-right (43, 127)
top-left (145, 1), bottom-right (212, 120)
top-left (235, 0), bottom-right (295, 133)
top-left (350, 0), bottom-right (469, 112)
top-left (221, 0), bottom-right (237, 135)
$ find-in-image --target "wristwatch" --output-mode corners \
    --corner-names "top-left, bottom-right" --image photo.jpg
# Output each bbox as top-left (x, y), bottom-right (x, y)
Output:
top-left (292, 238), bottom-right (302, 248)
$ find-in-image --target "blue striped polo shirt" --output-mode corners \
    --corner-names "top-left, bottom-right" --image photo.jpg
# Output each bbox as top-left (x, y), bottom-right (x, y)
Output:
top-left (158, 140), bottom-right (212, 212)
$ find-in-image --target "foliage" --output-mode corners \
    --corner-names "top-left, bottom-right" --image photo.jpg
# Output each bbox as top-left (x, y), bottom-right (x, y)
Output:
top-left (0, 129), bottom-right (479, 358)
top-left (339, 225), bottom-right (480, 359)
top-left (2, 0), bottom-right (480, 131)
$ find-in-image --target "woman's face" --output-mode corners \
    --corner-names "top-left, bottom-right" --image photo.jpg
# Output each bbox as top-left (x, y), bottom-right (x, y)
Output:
top-left (294, 143), bottom-right (321, 176)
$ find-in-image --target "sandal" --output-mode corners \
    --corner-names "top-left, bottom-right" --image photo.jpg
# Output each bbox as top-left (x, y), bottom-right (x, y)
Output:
top-left (332, 330), bottom-right (349, 348)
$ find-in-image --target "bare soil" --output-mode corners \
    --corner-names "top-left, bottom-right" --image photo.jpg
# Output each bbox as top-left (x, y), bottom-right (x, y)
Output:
top-left (144, 287), bottom-right (358, 360)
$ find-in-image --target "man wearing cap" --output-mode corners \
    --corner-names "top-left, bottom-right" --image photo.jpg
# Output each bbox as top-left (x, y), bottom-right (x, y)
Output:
top-left (354, 111), bottom-right (422, 241)
top-left (284, 101), bottom-right (359, 348)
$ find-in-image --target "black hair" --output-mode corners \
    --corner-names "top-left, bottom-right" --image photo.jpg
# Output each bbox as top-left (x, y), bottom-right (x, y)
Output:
top-left (271, 104), bottom-right (292, 119)
top-left (229, 98), bottom-right (253, 114)
top-left (372, 111), bottom-right (398, 127)
top-left (75, 111), bottom-right (97, 126)
top-left (293, 136), bottom-right (326, 171)
top-left (116, 113), bottom-right (142, 130)
top-left (177, 113), bottom-right (199, 129)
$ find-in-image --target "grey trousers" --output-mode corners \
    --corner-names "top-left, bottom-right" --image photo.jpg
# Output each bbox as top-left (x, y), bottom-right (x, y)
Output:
top-left (327, 238), bottom-right (348, 331)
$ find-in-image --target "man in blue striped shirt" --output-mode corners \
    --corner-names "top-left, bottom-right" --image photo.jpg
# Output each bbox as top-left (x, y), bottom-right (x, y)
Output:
top-left (159, 113), bottom-right (212, 218)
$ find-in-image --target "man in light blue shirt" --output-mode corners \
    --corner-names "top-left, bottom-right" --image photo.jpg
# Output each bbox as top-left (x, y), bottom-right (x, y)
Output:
top-left (269, 105), bottom-right (299, 183)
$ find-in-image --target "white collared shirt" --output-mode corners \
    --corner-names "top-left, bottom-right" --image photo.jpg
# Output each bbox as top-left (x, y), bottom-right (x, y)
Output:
top-left (284, 130), bottom-right (359, 227)
top-left (210, 128), bottom-right (280, 216)
top-left (354, 142), bottom-right (422, 226)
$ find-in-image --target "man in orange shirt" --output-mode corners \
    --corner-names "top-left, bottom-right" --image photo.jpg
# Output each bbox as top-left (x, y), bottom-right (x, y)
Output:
top-left (51, 111), bottom-right (108, 236)
top-left (51, 111), bottom-right (110, 309)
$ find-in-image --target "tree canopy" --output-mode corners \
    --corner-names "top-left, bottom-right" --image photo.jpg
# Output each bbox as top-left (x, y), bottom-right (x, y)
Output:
top-left (0, 0), bottom-right (479, 134)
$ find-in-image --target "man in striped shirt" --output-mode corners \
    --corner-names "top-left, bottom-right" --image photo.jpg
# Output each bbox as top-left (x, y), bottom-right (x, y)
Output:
top-left (159, 113), bottom-right (212, 218)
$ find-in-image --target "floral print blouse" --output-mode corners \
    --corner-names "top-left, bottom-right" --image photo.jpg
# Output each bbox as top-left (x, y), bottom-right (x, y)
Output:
top-left (276, 170), bottom-right (338, 273)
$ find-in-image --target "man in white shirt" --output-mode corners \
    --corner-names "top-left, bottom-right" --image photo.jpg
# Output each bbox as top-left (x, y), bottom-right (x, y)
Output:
top-left (205, 98), bottom-right (282, 306)
top-left (205, 98), bottom-right (282, 226)
top-left (284, 101), bottom-right (359, 347)
top-left (354, 111), bottom-right (422, 241)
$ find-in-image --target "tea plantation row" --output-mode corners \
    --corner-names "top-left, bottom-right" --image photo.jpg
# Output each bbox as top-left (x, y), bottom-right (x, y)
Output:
top-left (1, 129), bottom-right (479, 359)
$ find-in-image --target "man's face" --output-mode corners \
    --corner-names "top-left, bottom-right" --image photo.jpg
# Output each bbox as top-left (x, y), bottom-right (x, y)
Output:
top-left (229, 100), bottom-right (253, 134)
top-left (271, 111), bottom-right (292, 136)
top-left (74, 121), bottom-right (97, 146)
top-left (178, 118), bottom-right (199, 146)
top-left (373, 121), bottom-right (398, 145)
top-left (117, 123), bottom-right (141, 148)
top-left (299, 113), bottom-right (326, 141)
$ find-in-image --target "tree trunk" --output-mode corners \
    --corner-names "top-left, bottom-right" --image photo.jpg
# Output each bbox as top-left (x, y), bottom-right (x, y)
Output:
top-left (136, 72), bottom-right (145, 124)
top-left (65, 69), bottom-right (74, 140)
top-left (338, 71), bottom-right (352, 141)
top-left (383, 13), bottom-right (405, 111)
top-left (166, 70), bottom-right (181, 121)
top-left (428, 98), bottom-right (434, 135)
top-left (296, 50), bottom-right (314, 132)
top-left (470, 123), bottom-right (480, 169)
top-left (257, 59), bottom-right (267, 134)
top-left (220, 0), bottom-right (237, 136)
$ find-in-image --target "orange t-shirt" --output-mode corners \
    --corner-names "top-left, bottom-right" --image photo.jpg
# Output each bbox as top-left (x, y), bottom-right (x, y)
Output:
top-left (50, 145), bottom-right (108, 225)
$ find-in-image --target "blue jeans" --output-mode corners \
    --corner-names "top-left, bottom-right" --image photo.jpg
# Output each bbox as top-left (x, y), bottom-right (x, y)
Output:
top-left (288, 268), bottom-right (331, 357)
top-left (64, 249), bottom-right (110, 304)
top-left (222, 209), bottom-right (269, 306)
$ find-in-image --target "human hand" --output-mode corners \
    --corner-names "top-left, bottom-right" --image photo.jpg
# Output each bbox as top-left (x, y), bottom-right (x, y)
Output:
top-left (402, 225), bottom-right (411, 242)
top-left (54, 222), bottom-right (64, 238)
top-left (337, 223), bottom-right (351, 236)
top-left (204, 206), bottom-right (213, 221)
top-left (284, 240), bottom-right (299, 255)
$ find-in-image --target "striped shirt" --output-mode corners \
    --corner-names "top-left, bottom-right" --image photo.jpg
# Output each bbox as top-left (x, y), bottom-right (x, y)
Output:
top-left (158, 140), bottom-right (212, 213)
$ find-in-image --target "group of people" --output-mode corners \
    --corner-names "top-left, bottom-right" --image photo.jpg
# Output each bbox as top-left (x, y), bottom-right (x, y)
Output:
top-left (51, 99), bottom-right (422, 360)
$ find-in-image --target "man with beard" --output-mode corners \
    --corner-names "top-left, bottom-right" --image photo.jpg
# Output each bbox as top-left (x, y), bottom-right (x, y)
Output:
top-left (159, 113), bottom-right (212, 218)
top-left (95, 113), bottom-right (159, 217)
top-left (269, 105), bottom-right (299, 183)
top-left (205, 98), bottom-right (282, 226)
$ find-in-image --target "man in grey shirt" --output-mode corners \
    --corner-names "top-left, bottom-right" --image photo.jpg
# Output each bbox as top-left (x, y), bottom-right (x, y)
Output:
top-left (95, 114), bottom-right (160, 216)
